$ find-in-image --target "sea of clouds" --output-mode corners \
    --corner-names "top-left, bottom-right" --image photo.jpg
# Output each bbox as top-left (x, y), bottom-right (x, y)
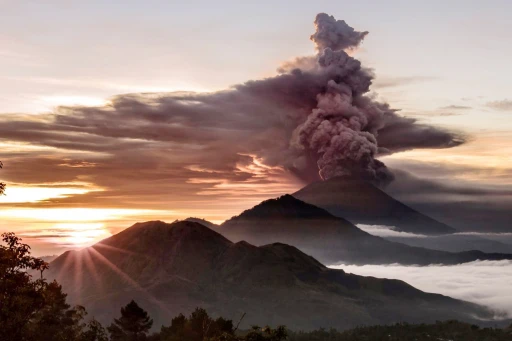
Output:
top-left (330, 260), bottom-right (512, 318)
top-left (357, 224), bottom-right (429, 238)
top-left (357, 224), bottom-right (512, 254)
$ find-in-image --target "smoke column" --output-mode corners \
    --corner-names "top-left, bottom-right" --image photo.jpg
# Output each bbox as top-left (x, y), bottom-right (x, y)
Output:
top-left (293, 13), bottom-right (399, 185)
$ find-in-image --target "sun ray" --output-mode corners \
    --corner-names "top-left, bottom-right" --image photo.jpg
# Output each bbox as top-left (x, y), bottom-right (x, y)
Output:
top-left (93, 243), bottom-right (141, 257)
top-left (82, 248), bottom-right (104, 295)
top-left (73, 250), bottom-right (84, 304)
top-left (87, 247), bottom-right (172, 314)
top-left (54, 250), bottom-right (78, 289)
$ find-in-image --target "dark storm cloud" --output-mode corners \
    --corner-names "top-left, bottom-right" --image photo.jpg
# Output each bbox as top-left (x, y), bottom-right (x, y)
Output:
top-left (0, 13), bottom-right (465, 208)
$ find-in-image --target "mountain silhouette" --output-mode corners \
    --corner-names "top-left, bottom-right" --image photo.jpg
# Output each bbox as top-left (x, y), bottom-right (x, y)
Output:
top-left (293, 177), bottom-right (456, 235)
top-left (219, 195), bottom-right (512, 265)
top-left (46, 220), bottom-right (500, 330)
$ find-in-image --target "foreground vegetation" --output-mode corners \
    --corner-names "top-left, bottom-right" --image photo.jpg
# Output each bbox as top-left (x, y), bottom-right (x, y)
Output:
top-left (288, 321), bottom-right (512, 341)
top-left (2, 232), bottom-right (512, 340)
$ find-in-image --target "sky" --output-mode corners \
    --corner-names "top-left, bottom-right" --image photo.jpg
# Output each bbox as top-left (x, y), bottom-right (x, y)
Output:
top-left (1, 1), bottom-right (511, 255)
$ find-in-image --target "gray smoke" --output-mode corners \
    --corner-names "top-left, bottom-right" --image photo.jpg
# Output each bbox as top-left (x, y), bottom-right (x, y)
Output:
top-left (293, 13), bottom-right (402, 184)
top-left (311, 13), bottom-right (369, 52)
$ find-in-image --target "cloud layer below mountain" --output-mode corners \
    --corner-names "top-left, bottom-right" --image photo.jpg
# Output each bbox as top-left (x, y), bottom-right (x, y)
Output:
top-left (330, 260), bottom-right (512, 318)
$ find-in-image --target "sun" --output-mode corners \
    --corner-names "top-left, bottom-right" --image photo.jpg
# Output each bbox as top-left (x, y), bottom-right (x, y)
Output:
top-left (53, 223), bottom-right (112, 247)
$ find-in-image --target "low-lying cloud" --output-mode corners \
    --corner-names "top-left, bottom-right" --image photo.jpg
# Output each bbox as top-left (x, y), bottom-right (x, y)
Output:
top-left (357, 224), bottom-right (428, 238)
top-left (330, 260), bottom-right (512, 318)
top-left (358, 222), bottom-right (512, 253)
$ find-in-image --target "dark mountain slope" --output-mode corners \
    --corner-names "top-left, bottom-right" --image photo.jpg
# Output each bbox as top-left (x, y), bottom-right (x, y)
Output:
top-left (219, 195), bottom-right (512, 265)
top-left (293, 177), bottom-right (456, 235)
top-left (45, 221), bottom-right (501, 331)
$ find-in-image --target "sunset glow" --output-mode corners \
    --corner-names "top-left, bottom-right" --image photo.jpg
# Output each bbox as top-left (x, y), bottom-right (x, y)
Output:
top-left (0, 185), bottom-right (90, 203)
top-left (1, 2), bottom-right (511, 258)
top-left (20, 223), bottom-right (111, 247)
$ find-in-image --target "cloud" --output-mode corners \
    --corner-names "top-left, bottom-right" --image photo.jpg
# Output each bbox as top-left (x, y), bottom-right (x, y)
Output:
top-left (357, 224), bottom-right (428, 238)
top-left (0, 13), bottom-right (464, 213)
top-left (372, 76), bottom-right (438, 89)
top-left (330, 260), bottom-right (512, 318)
top-left (486, 99), bottom-right (512, 111)
top-left (383, 162), bottom-right (512, 233)
top-left (310, 13), bottom-right (368, 51)
top-left (439, 105), bottom-right (472, 110)
top-left (435, 112), bottom-right (464, 117)
top-left (455, 232), bottom-right (512, 237)
top-left (361, 225), bottom-right (512, 253)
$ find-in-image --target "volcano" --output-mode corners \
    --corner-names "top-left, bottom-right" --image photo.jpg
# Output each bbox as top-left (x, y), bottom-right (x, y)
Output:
top-left (293, 177), bottom-right (456, 235)
top-left (46, 220), bottom-right (499, 331)
top-left (218, 195), bottom-right (512, 265)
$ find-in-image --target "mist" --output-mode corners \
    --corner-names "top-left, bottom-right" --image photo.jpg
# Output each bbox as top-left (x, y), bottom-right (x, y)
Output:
top-left (357, 224), bottom-right (428, 238)
top-left (356, 224), bottom-right (512, 253)
top-left (330, 260), bottom-right (512, 318)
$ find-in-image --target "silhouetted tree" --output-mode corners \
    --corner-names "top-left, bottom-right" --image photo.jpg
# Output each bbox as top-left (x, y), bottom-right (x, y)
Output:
top-left (25, 281), bottom-right (87, 341)
top-left (159, 313), bottom-right (187, 341)
top-left (157, 308), bottom-right (289, 341)
top-left (159, 307), bottom-right (235, 341)
top-left (108, 300), bottom-right (154, 341)
top-left (0, 232), bottom-right (50, 340)
top-left (244, 325), bottom-right (288, 341)
top-left (81, 318), bottom-right (109, 341)
top-left (0, 232), bottom-right (100, 341)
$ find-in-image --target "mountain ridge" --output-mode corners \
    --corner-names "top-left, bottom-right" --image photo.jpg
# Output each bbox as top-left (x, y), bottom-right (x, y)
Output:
top-left (45, 220), bottom-right (504, 331)
top-left (218, 195), bottom-right (512, 265)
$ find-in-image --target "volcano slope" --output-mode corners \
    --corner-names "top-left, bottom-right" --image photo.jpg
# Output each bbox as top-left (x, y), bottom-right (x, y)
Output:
top-left (218, 195), bottom-right (512, 265)
top-left (293, 177), bottom-right (456, 235)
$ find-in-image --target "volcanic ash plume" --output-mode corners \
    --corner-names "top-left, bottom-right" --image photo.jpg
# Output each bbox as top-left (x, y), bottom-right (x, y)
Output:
top-left (293, 13), bottom-right (399, 185)
top-left (1, 12), bottom-right (465, 196)
top-left (311, 13), bottom-right (369, 52)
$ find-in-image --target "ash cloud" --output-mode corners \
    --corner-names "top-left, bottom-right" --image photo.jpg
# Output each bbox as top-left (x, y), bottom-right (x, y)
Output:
top-left (310, 13), bottom-right (368, 52)
top-left (291, 13), bottom-right (463, 184)
top-left (383, 162), bottom-right (512, 233)
top-left (0, 13), bottom-right (465, 207)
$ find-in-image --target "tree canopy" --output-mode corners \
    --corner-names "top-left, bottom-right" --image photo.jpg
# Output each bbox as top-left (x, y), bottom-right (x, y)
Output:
top-left (0, 232), bottom-right (104, 341)
top-left (108, 300), bottom-right (153, 341)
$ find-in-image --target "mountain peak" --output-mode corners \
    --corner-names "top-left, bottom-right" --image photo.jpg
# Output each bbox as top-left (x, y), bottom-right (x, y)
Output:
top-left (183, 217), bottom-right (219, 229)
top-left (96, 220), bottom-right (232, 257)
top-left (223, 194), bottom-right (339, 223)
